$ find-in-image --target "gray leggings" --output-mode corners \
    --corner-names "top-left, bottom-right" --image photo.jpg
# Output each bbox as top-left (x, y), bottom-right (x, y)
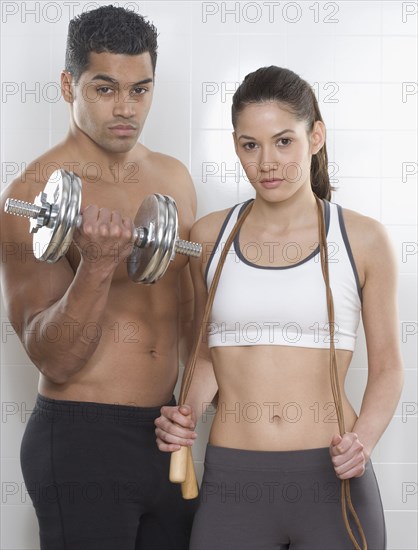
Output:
top-left (190, 445), bottom-right (386, 550)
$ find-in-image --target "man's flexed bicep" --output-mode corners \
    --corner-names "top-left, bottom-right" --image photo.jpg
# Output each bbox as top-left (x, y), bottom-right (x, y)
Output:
top-left (0, 176), bottom-right (123, 384)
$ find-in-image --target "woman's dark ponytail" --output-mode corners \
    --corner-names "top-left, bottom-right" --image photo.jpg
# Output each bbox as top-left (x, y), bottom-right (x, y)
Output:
top-left (309, 89), bottom-right (331, 200)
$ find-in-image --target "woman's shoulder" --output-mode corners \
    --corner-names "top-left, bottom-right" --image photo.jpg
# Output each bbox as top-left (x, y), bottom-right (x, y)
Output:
top-left (337, 205), bottom-right (394, 269)
top-left (191, 203), bottom-right (242, 244)
top-left (338, 206), bottom-right (389, 247)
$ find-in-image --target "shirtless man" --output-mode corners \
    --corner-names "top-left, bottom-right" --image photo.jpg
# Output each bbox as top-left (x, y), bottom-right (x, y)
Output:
top-left (0, 6), bottom-right (197, 549)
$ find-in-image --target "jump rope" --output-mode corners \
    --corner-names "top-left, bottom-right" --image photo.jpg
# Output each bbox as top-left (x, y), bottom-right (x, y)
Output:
top-left (170, 195), bottom-right (367, 550)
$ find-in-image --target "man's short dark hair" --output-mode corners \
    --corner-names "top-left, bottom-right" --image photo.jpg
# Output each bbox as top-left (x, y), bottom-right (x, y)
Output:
top-left (65, 5), bottom-right (158, 82)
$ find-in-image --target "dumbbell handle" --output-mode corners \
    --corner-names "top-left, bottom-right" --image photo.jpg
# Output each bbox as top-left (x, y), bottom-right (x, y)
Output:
top-left (5, 198), bottom-right (43, 220)
top-left (4, 197), bottom-right (202, 258)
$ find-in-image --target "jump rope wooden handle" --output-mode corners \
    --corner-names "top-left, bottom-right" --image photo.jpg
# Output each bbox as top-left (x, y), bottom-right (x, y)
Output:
top-left (182, 446), bottom-right (199, 499)
top-left (169, 446), bottom-right (198, 499)
top-left (168, 408), bottom-right (199, 499)
top-left (169, 445), bottom-right (188, 483)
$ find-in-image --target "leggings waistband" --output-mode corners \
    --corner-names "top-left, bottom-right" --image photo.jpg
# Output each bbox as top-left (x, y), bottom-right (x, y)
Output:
top-left (204, 444), bottom-right (337, 471)
top-left (33, 394), bottom-right (176, 423)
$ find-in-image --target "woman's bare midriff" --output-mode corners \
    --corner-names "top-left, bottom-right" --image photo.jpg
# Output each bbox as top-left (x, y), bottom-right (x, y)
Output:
top-left (209, 344), bottom-right (358, 451)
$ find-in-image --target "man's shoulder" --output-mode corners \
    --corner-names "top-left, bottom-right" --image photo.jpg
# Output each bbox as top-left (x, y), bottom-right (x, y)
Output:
top-left (134, 145), bottom-right (196, 217)
top-left (142, 148), bottom-right (190, 177)
top-left (1, 144), bottom-right (67, 204)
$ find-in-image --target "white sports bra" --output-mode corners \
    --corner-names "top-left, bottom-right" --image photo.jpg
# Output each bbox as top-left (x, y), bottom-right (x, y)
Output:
top-left (205, 200), bottom-right (362, 351)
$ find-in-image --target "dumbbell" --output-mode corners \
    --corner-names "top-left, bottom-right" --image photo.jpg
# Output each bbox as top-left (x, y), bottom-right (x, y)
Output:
top-left (4, 169), bottom-right (202, 284)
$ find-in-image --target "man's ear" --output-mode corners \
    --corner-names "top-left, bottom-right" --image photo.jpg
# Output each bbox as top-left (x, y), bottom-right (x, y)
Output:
top-left (310, 120), bottom-right (326, 155)
top-left (61, 71), bottom-right (74, 103)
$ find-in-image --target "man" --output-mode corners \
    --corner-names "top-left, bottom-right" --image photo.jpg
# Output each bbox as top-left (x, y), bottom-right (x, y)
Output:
top-left (0, 5), bottom-right (197, 549)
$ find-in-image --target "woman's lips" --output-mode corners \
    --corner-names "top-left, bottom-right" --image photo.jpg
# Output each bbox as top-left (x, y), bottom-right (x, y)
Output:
top-left (260, 178), bottom-right (285, 189)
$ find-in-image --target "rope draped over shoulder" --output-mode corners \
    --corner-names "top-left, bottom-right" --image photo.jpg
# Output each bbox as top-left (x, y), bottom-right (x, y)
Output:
top-left (177, 196), bottom-right (367, 549)
top-left (315, 195), bottom-right (367, 550)
top-left (179, 200), bottom-right (253, 406)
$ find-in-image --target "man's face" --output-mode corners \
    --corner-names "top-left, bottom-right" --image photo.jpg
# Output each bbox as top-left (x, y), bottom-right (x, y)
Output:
top-left (68, 51), bottom-right (154, 154)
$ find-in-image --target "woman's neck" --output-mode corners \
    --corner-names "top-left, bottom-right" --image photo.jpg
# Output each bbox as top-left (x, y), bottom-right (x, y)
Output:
top-left (249, 186), bottom-right (319, 233)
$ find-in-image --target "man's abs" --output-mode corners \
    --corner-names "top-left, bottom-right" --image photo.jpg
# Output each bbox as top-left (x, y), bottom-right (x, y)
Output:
top-left (39, 272), bottom-right (181, 406)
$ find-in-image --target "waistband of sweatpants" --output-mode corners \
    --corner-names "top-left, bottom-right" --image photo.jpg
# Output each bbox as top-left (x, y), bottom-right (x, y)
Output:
top-left (204, 444), bottom-right (336, 471)
top-left (33, 393), bottom-right (176, 423)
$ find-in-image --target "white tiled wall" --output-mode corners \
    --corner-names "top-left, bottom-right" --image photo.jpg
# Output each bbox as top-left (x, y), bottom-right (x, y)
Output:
top-left (1, 1), bottom-right (417, 549)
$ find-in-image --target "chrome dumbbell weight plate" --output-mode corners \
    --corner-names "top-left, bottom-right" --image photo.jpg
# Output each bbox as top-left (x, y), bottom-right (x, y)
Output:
top-left (149, 196), bottom-right (178, 283)
top-left (54, 172), bottom-right (82, 263)
top-left (127, 194), bottom-right (178, 284)
top-left (156, 196), bottom-right (179, 281)
top-left (37, 170), bottom-right (81, 263)
top-left (5, 169), bottom-right (82, 263)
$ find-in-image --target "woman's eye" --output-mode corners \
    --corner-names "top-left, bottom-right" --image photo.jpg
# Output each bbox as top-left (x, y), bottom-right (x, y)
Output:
top-left (278, 138), bottom-right (291, 146)
top-left (97, 86), bottom-right (112, 94)
top-left (132, 87), bottom-right (146, 95)
top-left (243, 142), bottom-right (257, 150)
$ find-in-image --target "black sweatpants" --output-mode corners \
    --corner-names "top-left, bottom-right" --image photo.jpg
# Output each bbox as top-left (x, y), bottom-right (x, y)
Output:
top-left (190, 444), bottom-right (386, 550)
top-left (20, 394), bottom-right (197, 550)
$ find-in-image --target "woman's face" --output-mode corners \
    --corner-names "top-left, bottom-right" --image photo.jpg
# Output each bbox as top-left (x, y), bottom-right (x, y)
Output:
top-left (233, 101), bottom-right (324, 203)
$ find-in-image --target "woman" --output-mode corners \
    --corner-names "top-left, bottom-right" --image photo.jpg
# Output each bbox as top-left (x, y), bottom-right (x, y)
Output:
top-left (155, 66), bottom-right (403, 549)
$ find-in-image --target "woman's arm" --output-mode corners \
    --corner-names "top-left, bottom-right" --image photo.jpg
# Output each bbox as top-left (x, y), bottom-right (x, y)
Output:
top-left (155, 213), bottom-right (224, 451)
top-left (330, 214), bottom-right (404, 479)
